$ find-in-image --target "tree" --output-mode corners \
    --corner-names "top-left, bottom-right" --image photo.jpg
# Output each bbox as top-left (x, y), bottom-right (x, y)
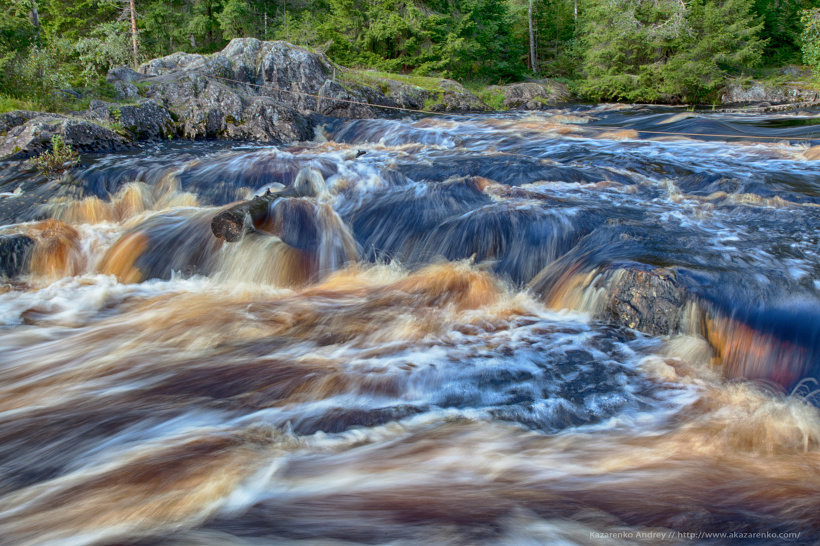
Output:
top-left (129, 0), bottom-right (138, 68)
top-left (801, 7), bottom-right (820, 70)
top-left (578, 0), bottom-right (764, 102)
top-left (662, 0), bottom-right (764, 101)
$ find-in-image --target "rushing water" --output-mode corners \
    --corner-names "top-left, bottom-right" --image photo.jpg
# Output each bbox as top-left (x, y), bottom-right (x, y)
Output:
top-left (1, 105), bottom-right (820, 544)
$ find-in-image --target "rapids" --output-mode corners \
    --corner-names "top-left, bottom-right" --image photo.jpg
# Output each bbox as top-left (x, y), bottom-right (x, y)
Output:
top-left (0, 105), bottom-right (819, 544)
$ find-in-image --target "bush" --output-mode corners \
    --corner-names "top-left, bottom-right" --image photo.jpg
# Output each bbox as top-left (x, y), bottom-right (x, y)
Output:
top-left (801, 8), bottom-right (820, 71)
top-left (29, 135), bottom-right (80, 178)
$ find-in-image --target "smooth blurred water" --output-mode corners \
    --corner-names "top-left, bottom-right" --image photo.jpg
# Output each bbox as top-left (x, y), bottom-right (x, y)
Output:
top-left (0, 106), bottom-right (819, 544)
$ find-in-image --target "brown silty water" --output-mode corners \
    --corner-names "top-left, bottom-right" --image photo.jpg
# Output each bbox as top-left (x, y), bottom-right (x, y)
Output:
top-left (0, 106), bottom-right (820, 544)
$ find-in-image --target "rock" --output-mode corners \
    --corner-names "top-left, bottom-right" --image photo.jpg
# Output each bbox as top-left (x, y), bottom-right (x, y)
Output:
top-left (142, 73), bottom-right (249, 139)
top-left (85, 99), bottom-right (174, 140)
top-left (0, 111), bottom-right (40, 135)
top-left (316, 80), bottom-right (377, 118)
top-left (224, 97), bottom-right (313, 141)
top-left (0, 116), bottom-right (133, 161)
top-left (598, 265), bottom-right (692, 336)
top-left (131, 38), bottom-right (491, 141)
top-left (721, 80), bottom-right (819, 105)
top-left (487, 80), bottom-right (572, 110)
top-left (0, 234), bottom-right (34, 278)
top-left (778, 66), bottom-right (813, 79)
top-left (106, 66), bottom-right (146, 83)
top-left (139, 52), bottom-right (210, 77)
top-left (113, 81), bottom-right (140, 100)
top-left (118, 101), bottom-right (174, 140)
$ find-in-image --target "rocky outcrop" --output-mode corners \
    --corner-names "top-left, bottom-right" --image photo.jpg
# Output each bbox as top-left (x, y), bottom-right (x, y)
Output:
top-left (487, 80), bottom-right (572, 110)
top-left (130, 38), bottom-right (489, 140)
top-left (0, 111), bottom-right (40, 135)
top-left (721, 80), bottom-right (819, 105)
top-left (2, 39), bottom-right (493, 157)
top-left (0, 115), bottom-right (133, 161)
top-left (86, 99), bottom-right (175, 140)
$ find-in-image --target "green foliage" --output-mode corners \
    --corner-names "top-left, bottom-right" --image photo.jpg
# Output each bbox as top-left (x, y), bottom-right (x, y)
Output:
top-left (0, 94), bottom-right (41, 113)
top-left (319, 0), bottom-right (523, 82)
top-left (475, 86), bottom-right (507, 110)
top-left (755, 0), bottom-right (816, 64)
top-left (579, 0), bottom-right (765, 103)
top-left (29, 135), bottom-right (80, 178)
top-left (661, 0), bottom-right (765, 101)
top-left (0, 0), bottom-right (807, 109)
top-left (801, 8), bottom-right (820, 71)
top-left (73, 20), bottom-right (132, 82)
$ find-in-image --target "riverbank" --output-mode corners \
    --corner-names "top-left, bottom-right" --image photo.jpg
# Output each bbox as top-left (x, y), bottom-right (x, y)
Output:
top-left (8, 38), bottom-right (819, 164)
top-left (1, 38), bottom-right (574, 162)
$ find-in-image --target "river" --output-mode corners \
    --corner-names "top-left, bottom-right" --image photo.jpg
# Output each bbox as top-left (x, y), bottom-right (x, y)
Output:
top-left (0, 105), bottom-right (819, 544)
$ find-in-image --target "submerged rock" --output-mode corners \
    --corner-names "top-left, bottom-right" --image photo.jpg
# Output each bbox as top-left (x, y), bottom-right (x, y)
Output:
top-left (597, 265), bottom-right (694, 336)
top-left (0, 234), bottom-right (34, 279)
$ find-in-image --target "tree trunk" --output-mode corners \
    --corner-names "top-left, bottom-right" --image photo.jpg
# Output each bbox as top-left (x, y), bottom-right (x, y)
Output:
top-left (528, 0), bottom-right (537, 73)
top-left (28, 1), bottom-right (40, 42)
top-left (129, 0), bottom-right (139, 69)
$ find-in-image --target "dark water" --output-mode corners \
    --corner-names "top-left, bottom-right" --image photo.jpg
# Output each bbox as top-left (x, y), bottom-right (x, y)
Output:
top-left (0, 106), bottom-right (819, 544)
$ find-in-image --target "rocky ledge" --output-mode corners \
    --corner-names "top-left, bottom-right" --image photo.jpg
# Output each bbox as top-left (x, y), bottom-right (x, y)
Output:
top-left (721, 77), bottom-right (819, 106)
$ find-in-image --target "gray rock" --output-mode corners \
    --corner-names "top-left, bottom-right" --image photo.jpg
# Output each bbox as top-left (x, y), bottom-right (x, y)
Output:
top-left (722, 80), bottom-right (819, 105)
top-left (0, 111), bottom-right (40, 135)
top-left (118, 100), bottom-right (175, 139)
top-left (225, 97), bottom-right (313, 142)
top-left (0, 116), bottom-right (133, 161)
top-left (83, 100), bottom-right (174, 140)
top-left (487, 80), bottom-right (572, 110)
top-left (132, 38), bottom-right (489, 141)
top-left (317, 80), bottom-right (376, 118)
top-left (113, 81), bottom-right (140, 100)
top-left (106, 66), bottom-right (146, 83)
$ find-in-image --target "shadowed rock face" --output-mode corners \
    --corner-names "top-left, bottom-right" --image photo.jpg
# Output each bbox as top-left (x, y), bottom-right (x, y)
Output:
top-left (0, 234), bottom-right (34, 279)
top-left (0, 116), bottom-right (134, 161)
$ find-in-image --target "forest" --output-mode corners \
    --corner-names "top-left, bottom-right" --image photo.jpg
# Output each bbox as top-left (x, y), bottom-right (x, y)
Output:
top-left (2, 0), bottom-right (820, 108)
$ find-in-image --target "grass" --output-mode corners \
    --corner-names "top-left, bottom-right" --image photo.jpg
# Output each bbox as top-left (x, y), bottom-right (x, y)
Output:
top-left (0, 94), bottom-right (42, 114)
top-left (0, 80), bottom-right (128, 115)
top-left (341, 68), bottom-right (450, 93)
top-left (475, 86), bottom-right (506, 111)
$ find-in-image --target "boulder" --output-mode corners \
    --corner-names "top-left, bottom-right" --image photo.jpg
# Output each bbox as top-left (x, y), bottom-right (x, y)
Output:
top-left (106, 66), bottom-right (146, 83)
top-left (86, 99), bottom-right (174, 140)
top-left (597, 265), bottom-right (692, 336)
top-left (487, 80), bottom-right (572, 110)
top-left (113, 81), bottom-right (140, 100)
top-left (0, 116), bottom-right (133, 161)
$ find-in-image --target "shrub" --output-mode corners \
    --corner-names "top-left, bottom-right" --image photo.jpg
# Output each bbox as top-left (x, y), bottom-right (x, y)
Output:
top-left (30, 135), bottom-right (80, 178)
